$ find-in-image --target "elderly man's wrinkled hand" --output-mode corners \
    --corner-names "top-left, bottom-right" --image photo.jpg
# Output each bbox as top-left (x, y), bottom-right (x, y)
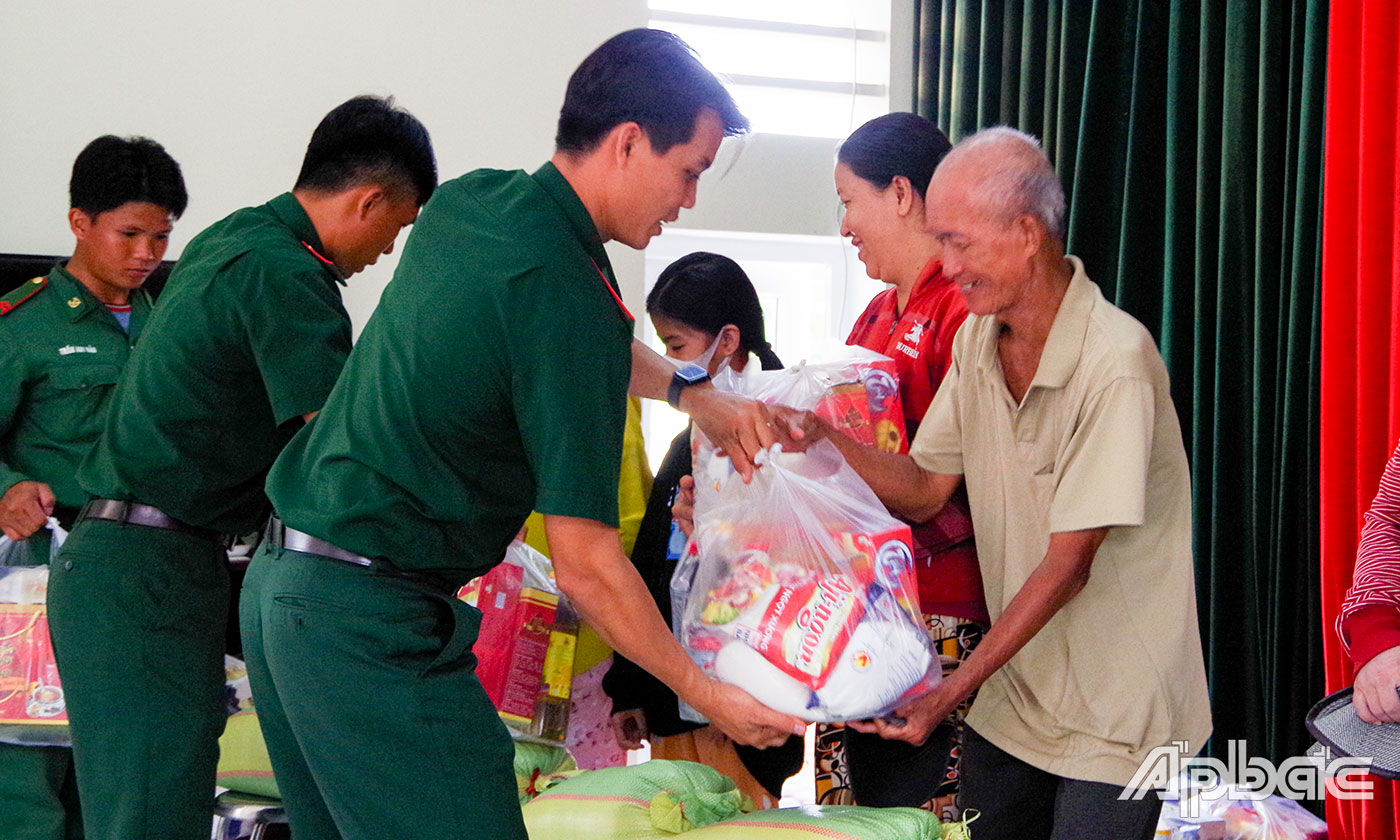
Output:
top-left (1354, 646), bottom-right (1400, 724)
top-left (846, 680), bottom-right (962, 746)
top-left (766, 405), bottom-right (822, 452)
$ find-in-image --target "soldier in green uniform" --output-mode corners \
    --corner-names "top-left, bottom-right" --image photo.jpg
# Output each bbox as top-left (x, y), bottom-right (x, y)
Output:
top-left (242, 30), bottom-right (807, 839)
top-left (46, 96), bottom-right (437, 840)
top-left (0, 135), bottom-right (186, 840)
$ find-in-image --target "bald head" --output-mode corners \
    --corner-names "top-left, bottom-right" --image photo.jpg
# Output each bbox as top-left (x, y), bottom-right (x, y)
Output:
top-left (924, 128), bottom-right (1073, 319)
top-left (933, 127), bottom-right (1066, 244)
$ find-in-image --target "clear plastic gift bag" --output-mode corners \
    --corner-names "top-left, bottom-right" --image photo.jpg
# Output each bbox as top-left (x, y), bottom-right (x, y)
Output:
top-left (0, 516), bottom-right (67, 569)
top-left (693, 350), bottom-right (907, 521)
top-left (677, 440), bottom-right (939, 723)
top-left (0, 518), bottom-right (70, 743)
top-left (1156, 771), bottom-right (1328, 840)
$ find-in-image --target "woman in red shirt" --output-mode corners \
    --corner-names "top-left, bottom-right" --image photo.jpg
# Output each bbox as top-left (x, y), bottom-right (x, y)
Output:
top-left (815, 113), bottom-right (987, 819)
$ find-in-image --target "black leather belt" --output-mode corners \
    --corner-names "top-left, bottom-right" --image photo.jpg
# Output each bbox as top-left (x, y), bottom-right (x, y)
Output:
top-left (265, 517), bottom-right (373, 567)
top-left (80, 499), bottom-right (226, 544)
top-left (265, 517), bottom-right (458, 595)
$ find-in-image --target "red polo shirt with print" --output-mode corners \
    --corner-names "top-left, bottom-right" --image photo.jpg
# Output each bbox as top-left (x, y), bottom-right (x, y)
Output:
top-left (847, 258), bottom-right (987, 623)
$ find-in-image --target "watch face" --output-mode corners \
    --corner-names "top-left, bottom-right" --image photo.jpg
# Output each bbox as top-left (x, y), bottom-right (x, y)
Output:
top-left (677, 363), bottom-right (709, 383)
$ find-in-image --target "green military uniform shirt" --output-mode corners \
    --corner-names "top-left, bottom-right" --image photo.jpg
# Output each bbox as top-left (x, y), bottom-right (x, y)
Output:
top-left (265, 162), bottom-right (633, 580)
top-left (77, 193), bottom-right (352, 534)
top-left (0, 264), bottom-right (151, 510)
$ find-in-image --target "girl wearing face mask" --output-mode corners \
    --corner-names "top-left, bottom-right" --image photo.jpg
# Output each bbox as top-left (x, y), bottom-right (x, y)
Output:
top-left (603, 251), bottom-right (802, 809)
top-left (817, 113), bottom-right (988, 818)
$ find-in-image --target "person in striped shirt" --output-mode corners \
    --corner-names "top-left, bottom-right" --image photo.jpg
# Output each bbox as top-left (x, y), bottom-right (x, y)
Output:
top-left (1339, 441), bottom-right (1400, 723)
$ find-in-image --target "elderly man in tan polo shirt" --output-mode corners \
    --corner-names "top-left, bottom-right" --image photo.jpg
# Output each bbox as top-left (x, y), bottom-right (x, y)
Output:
top-left (776, 127), bottom-right (1212, 839)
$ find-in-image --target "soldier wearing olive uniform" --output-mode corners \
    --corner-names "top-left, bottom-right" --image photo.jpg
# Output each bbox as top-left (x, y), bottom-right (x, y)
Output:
top-left (244, 30), bottom-right (807, 839)
top-left (0, 136), bottom-right (186, 840)
top-left (46, 98), bottom-right (436, 840)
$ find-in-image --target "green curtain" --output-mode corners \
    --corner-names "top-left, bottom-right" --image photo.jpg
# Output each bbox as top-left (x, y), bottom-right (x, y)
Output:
top-left (913, 0), bottom-right (1326, 766)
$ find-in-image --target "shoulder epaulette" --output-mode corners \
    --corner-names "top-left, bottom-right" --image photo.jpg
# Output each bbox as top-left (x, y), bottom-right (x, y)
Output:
top-left (0, 277), bottom-right (47, 316)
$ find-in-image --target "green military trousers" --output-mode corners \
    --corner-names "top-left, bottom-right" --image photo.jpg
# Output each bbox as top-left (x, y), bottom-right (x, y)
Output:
top-left (47, 518), bottom-right (229, 840)
top-left (0, 742), bottom-right (83, 840)
top-left (239, 542), bottom-right (525, 840)
top-left (1, 524), bottom-right (83, 840)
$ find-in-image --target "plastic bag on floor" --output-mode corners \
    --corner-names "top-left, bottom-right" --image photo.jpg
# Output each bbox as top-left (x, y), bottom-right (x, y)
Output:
top-left (683, 805), bottom-right (946, 840)
top-left (521, 759), bottom-right (745, 839)
top-left (679, 441), bottom-right (937, 723)
top-left (1157, 774), bottom-right (1327, 840)
top-left (1203, 796), bottom-right (1326, 839)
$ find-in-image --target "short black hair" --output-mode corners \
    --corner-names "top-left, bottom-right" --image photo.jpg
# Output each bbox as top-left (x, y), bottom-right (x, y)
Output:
top-left (70, 135), bottom-right (188, 219)
top-left (838, 112), bottom-right (952, 200)
top-left (294, 95), bottom-right (437, 205)
top-left (647, 251), bottom-right (782, 371)
top-left (556, 29), bottom-right (749, 155)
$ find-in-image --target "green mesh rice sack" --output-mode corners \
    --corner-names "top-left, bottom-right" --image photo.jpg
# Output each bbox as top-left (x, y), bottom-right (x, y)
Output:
top-left (522, 759), bottom-right (745, 840)
top-left (682, 805), bottom-right (946, 840)
top-left (215, 708), bottom-right (279, 799)
top-left (514, 740), bottom-right (575, 803)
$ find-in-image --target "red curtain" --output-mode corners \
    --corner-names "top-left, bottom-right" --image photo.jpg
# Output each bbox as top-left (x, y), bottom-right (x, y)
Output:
top-left (1320, 0), bottom-right (1400, 836)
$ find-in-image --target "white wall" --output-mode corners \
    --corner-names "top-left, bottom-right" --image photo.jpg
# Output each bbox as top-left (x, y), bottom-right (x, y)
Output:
top-left (1, 0), bottom-right (908, 334)
top-left (1, 0), bottom-right (645, 331)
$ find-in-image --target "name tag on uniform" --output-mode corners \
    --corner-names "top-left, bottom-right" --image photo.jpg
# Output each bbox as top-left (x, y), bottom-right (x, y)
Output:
top-left (57, 346), bottom-right (98, 356)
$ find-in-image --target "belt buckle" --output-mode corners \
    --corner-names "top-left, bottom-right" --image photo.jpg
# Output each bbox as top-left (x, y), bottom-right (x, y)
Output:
top-left (265, 517), bottom-right (287, 551)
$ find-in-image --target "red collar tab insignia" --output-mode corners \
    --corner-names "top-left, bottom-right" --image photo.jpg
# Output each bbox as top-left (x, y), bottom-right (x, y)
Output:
top-left (591, 259), bottom-right (634, 322)
top-left (302, 241), bottom-right (346, 285)
top-left (301, 241), bottom-right (334, 266)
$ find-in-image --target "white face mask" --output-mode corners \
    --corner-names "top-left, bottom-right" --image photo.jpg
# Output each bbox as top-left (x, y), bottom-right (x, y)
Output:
top-left (664, 328), bottom-right (731, 375)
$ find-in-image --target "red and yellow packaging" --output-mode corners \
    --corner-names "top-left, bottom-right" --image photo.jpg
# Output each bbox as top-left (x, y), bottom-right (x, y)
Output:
top-left (458, 566), bottom-right (558, 726)
top-left (860, 358), bottom-right (909, 454)
top-left (0, 602), bottom-right (67, 726)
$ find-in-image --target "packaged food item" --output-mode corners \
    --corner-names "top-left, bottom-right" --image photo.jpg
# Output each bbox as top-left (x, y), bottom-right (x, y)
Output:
top-left (677, 441), bottom-right (938, 722)
top-left (459, 539), bottom-right (574, 742)
top-left (0, 567), bottom-right (66, 733)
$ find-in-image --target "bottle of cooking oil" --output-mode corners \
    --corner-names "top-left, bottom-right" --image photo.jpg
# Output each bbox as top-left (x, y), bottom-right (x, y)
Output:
top-left (535, 596), bottom-right (578, 742)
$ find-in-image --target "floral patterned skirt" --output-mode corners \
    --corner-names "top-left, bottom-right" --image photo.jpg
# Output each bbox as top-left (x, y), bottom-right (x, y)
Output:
top-left (812, 614), bottom-right (984, 820)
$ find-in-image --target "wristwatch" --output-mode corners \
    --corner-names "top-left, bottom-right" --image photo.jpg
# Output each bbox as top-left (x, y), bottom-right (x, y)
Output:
top-left (667, 363), bottom-right (710, 409)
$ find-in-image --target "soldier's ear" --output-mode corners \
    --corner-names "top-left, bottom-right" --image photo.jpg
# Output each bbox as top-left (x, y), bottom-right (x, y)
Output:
top-left (354, 187), bottom-right (388, 222)
top-left (68, 208), bottom-right (93, 239)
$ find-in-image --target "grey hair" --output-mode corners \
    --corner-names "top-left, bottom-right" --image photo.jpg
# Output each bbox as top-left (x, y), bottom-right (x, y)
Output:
top-left (948, 126), bottom-right (1066, 244)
